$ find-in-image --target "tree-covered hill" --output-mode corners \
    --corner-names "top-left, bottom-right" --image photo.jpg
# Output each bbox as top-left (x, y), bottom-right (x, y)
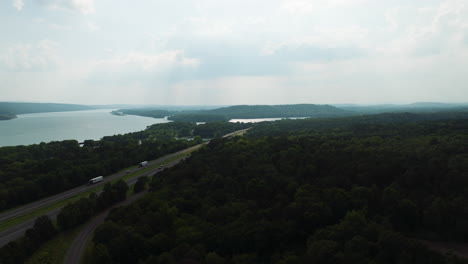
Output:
top-left (118, 104), bottom-right (353, 122)
top-left (0, 107), bottom-right (16, 120)
top-left (112, 109), bottom-right (172, 118)
top-left (87, 112), bottom-right (468, 263)
top-left (0, 102), bottom-right (95, 120)
top-left (0, 122), bottom-right (248, 211)
top-left (203, 104), bottom-right (351, 118)
top-left (338, 102), bottom-right (468, 115)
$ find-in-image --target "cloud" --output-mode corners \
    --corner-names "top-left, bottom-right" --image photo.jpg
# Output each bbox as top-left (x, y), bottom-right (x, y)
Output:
top-left (377, 0), bottom-right (468, 57)
top-left (12, 0), bottom-right (24, 10)
top-left (1, 40), bottom-right (60, 71)
top-left (86, 21), bottom-right (99, 31)
top-left (96, 50), bottom-right (199, 72)
top-left (39, 0), bottom-right (95, 14)
top-left (261, 25), bottom-right (368, 55)
top-left (281, 0), bottom-right (367, 14)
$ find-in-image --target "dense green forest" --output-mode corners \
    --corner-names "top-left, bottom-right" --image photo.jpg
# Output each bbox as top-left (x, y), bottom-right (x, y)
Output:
top-left (88, 112), bottom-right (468, 263)
top-left (0, 180), bottom-right (129, 263)
top-left (338, 103), bottom-right (468, 115)
top-left (0, 108), bottom-right (16, 120)
top-left (0, 122), bottom-right (247, 211)
top-left (117, 104), bottom-right (352, 122)
top-left (113, 109), bottom-right (172, 118)
top-left (200, 104), bottom-right (351, 118)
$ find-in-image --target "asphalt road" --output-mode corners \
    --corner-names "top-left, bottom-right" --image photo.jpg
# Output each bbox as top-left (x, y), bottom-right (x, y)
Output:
top-left (0, 143), bottom-right (203, 247)
top-left (63, 154), bottom-right (194, 264)
top-left (63, 128), bottom-right (251, 263)
top-left (63, 191), bottom-right (148, 264)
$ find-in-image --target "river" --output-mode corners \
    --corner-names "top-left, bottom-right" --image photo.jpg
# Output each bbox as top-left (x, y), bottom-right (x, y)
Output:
top-left (0, 109), bottom-right (169, 147)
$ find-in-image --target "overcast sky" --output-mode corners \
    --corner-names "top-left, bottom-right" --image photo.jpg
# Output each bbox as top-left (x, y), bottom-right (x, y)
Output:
top-left (1, 0), bottom-right (467, 105)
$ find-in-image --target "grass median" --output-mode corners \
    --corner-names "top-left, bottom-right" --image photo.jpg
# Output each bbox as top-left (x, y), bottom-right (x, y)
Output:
top-left (0, 150), bottom-right (196, 233)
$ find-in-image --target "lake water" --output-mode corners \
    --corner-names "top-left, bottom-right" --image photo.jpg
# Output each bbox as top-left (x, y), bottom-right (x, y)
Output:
top-left (0, 109), bottom-right (169, 147)
top-left (229, 117), bottom-right (307, 123)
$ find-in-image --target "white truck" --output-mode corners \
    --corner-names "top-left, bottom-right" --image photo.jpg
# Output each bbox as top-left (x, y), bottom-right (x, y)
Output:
top-left (88, 176), bottom-right (103, 185)
top-left (139, 161), bottom-right (149, 167)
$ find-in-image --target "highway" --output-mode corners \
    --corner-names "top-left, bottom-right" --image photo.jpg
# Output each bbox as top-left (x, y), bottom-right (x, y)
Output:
top-left (63, 128), bottom-right (251, 263)
top-left (0, 143), bottom-right (202, 247)
top-left (64, 190), bottom-right (149, 264)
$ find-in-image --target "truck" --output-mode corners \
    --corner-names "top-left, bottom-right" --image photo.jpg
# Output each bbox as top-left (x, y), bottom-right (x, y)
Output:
top-left (139, 161), bottom-right (149, 167)
top-left (88, 176), bottom-right (103, 185)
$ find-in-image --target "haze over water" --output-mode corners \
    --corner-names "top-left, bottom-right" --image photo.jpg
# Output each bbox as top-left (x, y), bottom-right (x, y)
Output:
top-left (0, 109), bottom-right (169, 147)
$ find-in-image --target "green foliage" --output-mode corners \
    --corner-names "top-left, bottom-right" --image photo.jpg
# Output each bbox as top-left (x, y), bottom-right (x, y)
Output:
top-left (0, 102), bottom-right (93, 115)
top-left (126, 104), bottom-right (352, 122)
top-left (0, 121), bottom-right (244, 211)
top-left (116, 109), bottom-right (171, 118)
top-left (57, 181), bottom-right (129, 230)
top-left (133, 175), bottom-right (149, 193)
top-left (87, 114), bottom-right (468, 263)
top-left (169, 113), bottom-right (228, 122)
top-left (0, 215), bottom-right (57, 263)
top-left (168, 104), bottom-right (351, 122)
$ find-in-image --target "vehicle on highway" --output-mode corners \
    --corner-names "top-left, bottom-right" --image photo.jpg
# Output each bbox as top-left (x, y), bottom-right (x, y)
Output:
top-left (139, 161), bottom-right (148, 167)
top-left (87, 176), bottom-right (103, 185)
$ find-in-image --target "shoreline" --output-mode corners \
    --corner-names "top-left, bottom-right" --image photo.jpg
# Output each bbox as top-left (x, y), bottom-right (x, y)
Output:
top-left (0, 114), bottom-right (17, 121)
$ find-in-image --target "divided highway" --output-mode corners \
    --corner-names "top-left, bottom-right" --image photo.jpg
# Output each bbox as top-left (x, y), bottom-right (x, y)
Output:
top-left (0, 143), bottom-right (203, 247)
top-left (64, 128), bottom-right (251, 263)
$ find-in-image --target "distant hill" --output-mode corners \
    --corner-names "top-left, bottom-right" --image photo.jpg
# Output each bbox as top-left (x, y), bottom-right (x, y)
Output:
top-left (338, 102), bottom-right (468, 114)
top-left (168, 104), bottom-right (352, 122)
top-left (113, 109), bottom-right (172, 118)
top-left (0, 102), bottom-right (95, 120)
top-left (0, 107), bottom-right (16, 120)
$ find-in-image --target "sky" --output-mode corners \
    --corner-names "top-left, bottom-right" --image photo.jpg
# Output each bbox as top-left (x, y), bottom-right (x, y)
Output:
top-left (1, 0), bottom-right (467, 105)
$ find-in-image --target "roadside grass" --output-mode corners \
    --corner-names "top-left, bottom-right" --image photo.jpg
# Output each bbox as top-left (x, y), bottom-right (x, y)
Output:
top-left (0, 150), bottom-right (196, 233)
top-left (80, 237), bottom-right (95, 264)
top-left (20, 146), bottom-right (203, 263)
top-left (25, 225), bottom-right (83, 264)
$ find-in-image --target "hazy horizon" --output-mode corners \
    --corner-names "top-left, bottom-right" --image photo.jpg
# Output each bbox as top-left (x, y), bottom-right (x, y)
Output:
top-left (2, 0), bottom-right (468, 105)
top-left (3, 101), bottom-right (468, 108)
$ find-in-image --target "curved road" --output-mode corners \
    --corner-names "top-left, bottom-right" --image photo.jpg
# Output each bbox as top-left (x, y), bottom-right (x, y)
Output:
top-left (63, 128), bottom-right (250, 263)
top-left (64, 191), bottom-right (148, 264)
top-left (0, 143), bottom-right (203, 247)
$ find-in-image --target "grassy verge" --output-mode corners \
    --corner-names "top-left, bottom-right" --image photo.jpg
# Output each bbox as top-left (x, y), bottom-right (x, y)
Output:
top-left (25, 226), bottom-right (83, 264)
top-left (0, 150), bottom-right (197, 233)
top-left (80, 236), bottom-right (95, 264)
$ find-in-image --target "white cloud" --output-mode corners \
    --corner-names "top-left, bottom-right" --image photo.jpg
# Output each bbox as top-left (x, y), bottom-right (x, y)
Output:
top-left (12, 0), bottom-right (24, 10)
top-left (260, 25), bottom-right (368, 55)
top-left (378, 0), bottom-right (468, 57)
top-left (50, 23), bottom-right (72, 31)
top-left (39, 0), bottom-right (95, 14)
top-left (281, 0), bottom-right (367, 14)
top-left (87, 21), bottom-right (99, 31)
top-left (95, 50), bottom-right (200, 72)
top-left (1, 40), bottom-right (60, 71)
top-left (170, 76), bottom-right (289, 105)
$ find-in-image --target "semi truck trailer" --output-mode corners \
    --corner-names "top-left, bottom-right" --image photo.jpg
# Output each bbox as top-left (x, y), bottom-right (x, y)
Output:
top-left (88, 176), bottom-right (103, 185)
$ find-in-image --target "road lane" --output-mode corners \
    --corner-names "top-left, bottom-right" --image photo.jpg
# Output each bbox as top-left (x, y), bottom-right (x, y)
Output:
top-left (0, 144), bottom-right (202, 247)
top-left (0, 128), bottom-right (250, 248)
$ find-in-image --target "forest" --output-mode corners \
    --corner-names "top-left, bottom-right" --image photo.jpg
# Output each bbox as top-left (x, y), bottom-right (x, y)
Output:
top-left (117, 104), bottom-right (352, 122)
top-left (0, 110), bottom-right (16, 120)
top-left (87, 112), bottom-right (468, 263)
top-left (0, 121), bottom-right (247, 211)
top-left (113, 109), bottom-right (172, 118)
top-left (0, 102), bottom-right (94, 118)
top-left (0, 180), bottom-right (130, 263)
